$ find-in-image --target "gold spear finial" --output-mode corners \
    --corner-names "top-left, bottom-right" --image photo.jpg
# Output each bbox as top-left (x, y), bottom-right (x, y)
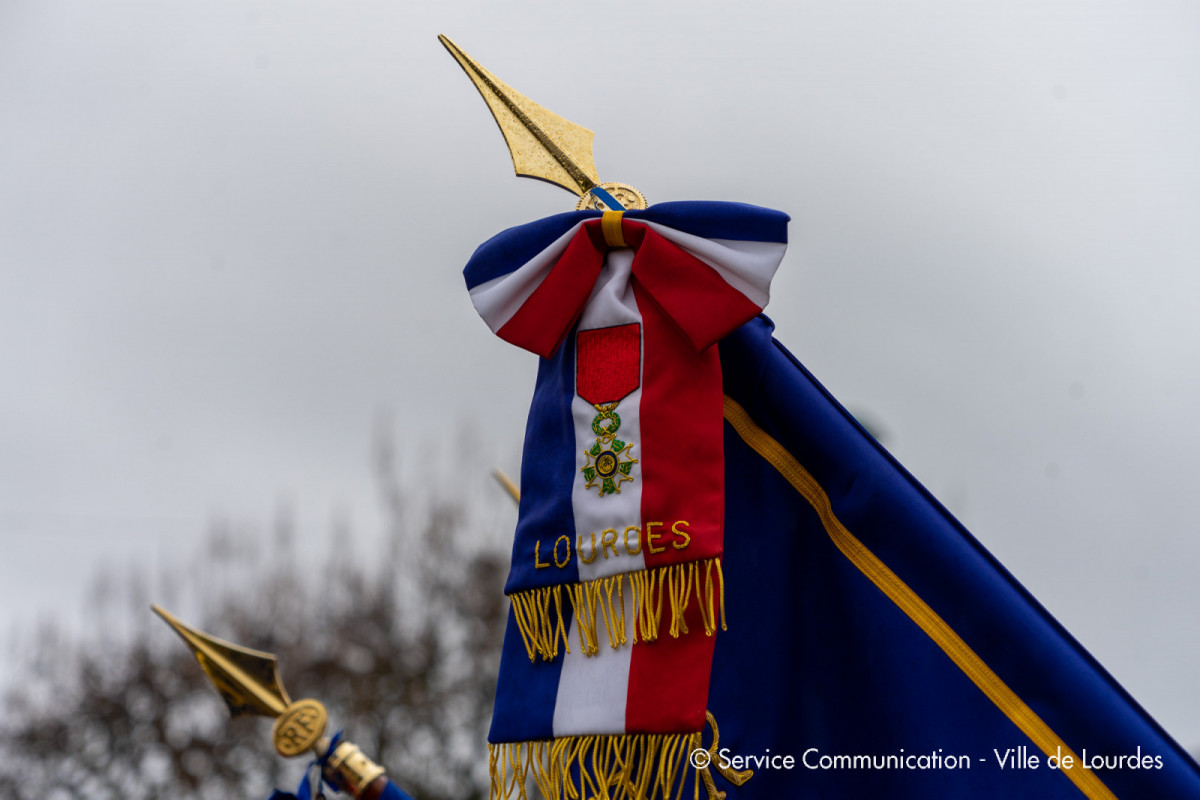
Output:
top-left (438, 34), bottom-right (647, 211)
top-left (151, 604), bottom-right (291, 718)
top-left (152, 604), bottom-right (386, 793)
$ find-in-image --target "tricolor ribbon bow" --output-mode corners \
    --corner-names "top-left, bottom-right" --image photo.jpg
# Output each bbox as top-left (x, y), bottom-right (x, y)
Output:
top-left (465, 201), bottom-right (788, 663)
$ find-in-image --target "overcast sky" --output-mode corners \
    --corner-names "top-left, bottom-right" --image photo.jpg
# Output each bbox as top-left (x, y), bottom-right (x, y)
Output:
top-left (3, 0), bottom-right (1200, 749)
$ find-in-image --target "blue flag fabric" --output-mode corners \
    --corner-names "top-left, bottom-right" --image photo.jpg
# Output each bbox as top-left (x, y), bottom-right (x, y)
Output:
top-left (264, 730), bottom-right (417, 800)
top-left (471, 201), bottom-right (1200, 799)
top-left (702, 314), bottom-right (1200, 798)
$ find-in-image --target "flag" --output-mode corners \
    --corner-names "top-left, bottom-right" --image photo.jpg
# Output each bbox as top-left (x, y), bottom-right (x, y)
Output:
top-left (705, 315), bottom-right (1200, 798)
top-left (466, 202), bottom-right (1200, 799)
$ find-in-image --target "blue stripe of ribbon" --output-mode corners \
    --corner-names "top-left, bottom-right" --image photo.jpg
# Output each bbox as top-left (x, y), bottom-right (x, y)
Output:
top-left (588, 186), bottom-right (624, 210)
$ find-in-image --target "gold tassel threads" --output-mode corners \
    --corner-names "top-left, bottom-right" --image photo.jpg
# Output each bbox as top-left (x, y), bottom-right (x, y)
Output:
top-left (509, 558), bottom-right (727, 663)
top-left (488, 714), bottom-right (752, 800)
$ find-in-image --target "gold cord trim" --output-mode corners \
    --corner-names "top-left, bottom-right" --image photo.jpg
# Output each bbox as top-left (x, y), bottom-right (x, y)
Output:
top-left (721, 394), bottom-right (1119, 800)
top-left (510, 558), bottom-right (726, 662)
top-left (602, 210), bottom-right (627, 247)
top-left (489, 714), bottom-right (747, 800)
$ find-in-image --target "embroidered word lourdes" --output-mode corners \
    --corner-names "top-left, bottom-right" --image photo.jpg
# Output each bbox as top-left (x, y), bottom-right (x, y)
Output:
top-left (534, 520), bottom-right (691, 569)
top-left (577, 323), bottom-right (640, 496)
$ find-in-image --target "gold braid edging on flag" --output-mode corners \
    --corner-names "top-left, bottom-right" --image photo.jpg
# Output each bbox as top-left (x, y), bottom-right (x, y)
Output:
top-left (509, 558), bottom-right (727, 662)
top-left (489, 712), bottom-right (748, 800)
top-left (721, 395), bottom-right (1119, 800)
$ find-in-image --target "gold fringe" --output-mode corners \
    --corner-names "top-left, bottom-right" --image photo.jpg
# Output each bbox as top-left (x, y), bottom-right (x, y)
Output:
top-left (489, 713), bottom-right (751, 800)
top-left (510, 558), bottom-right (727, 662)
top-left (489, 734), bottom-right (694, 800)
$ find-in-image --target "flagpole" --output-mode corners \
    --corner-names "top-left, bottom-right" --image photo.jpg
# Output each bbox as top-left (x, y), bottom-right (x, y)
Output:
top-left (151, 605), bottom-right (412, 799)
